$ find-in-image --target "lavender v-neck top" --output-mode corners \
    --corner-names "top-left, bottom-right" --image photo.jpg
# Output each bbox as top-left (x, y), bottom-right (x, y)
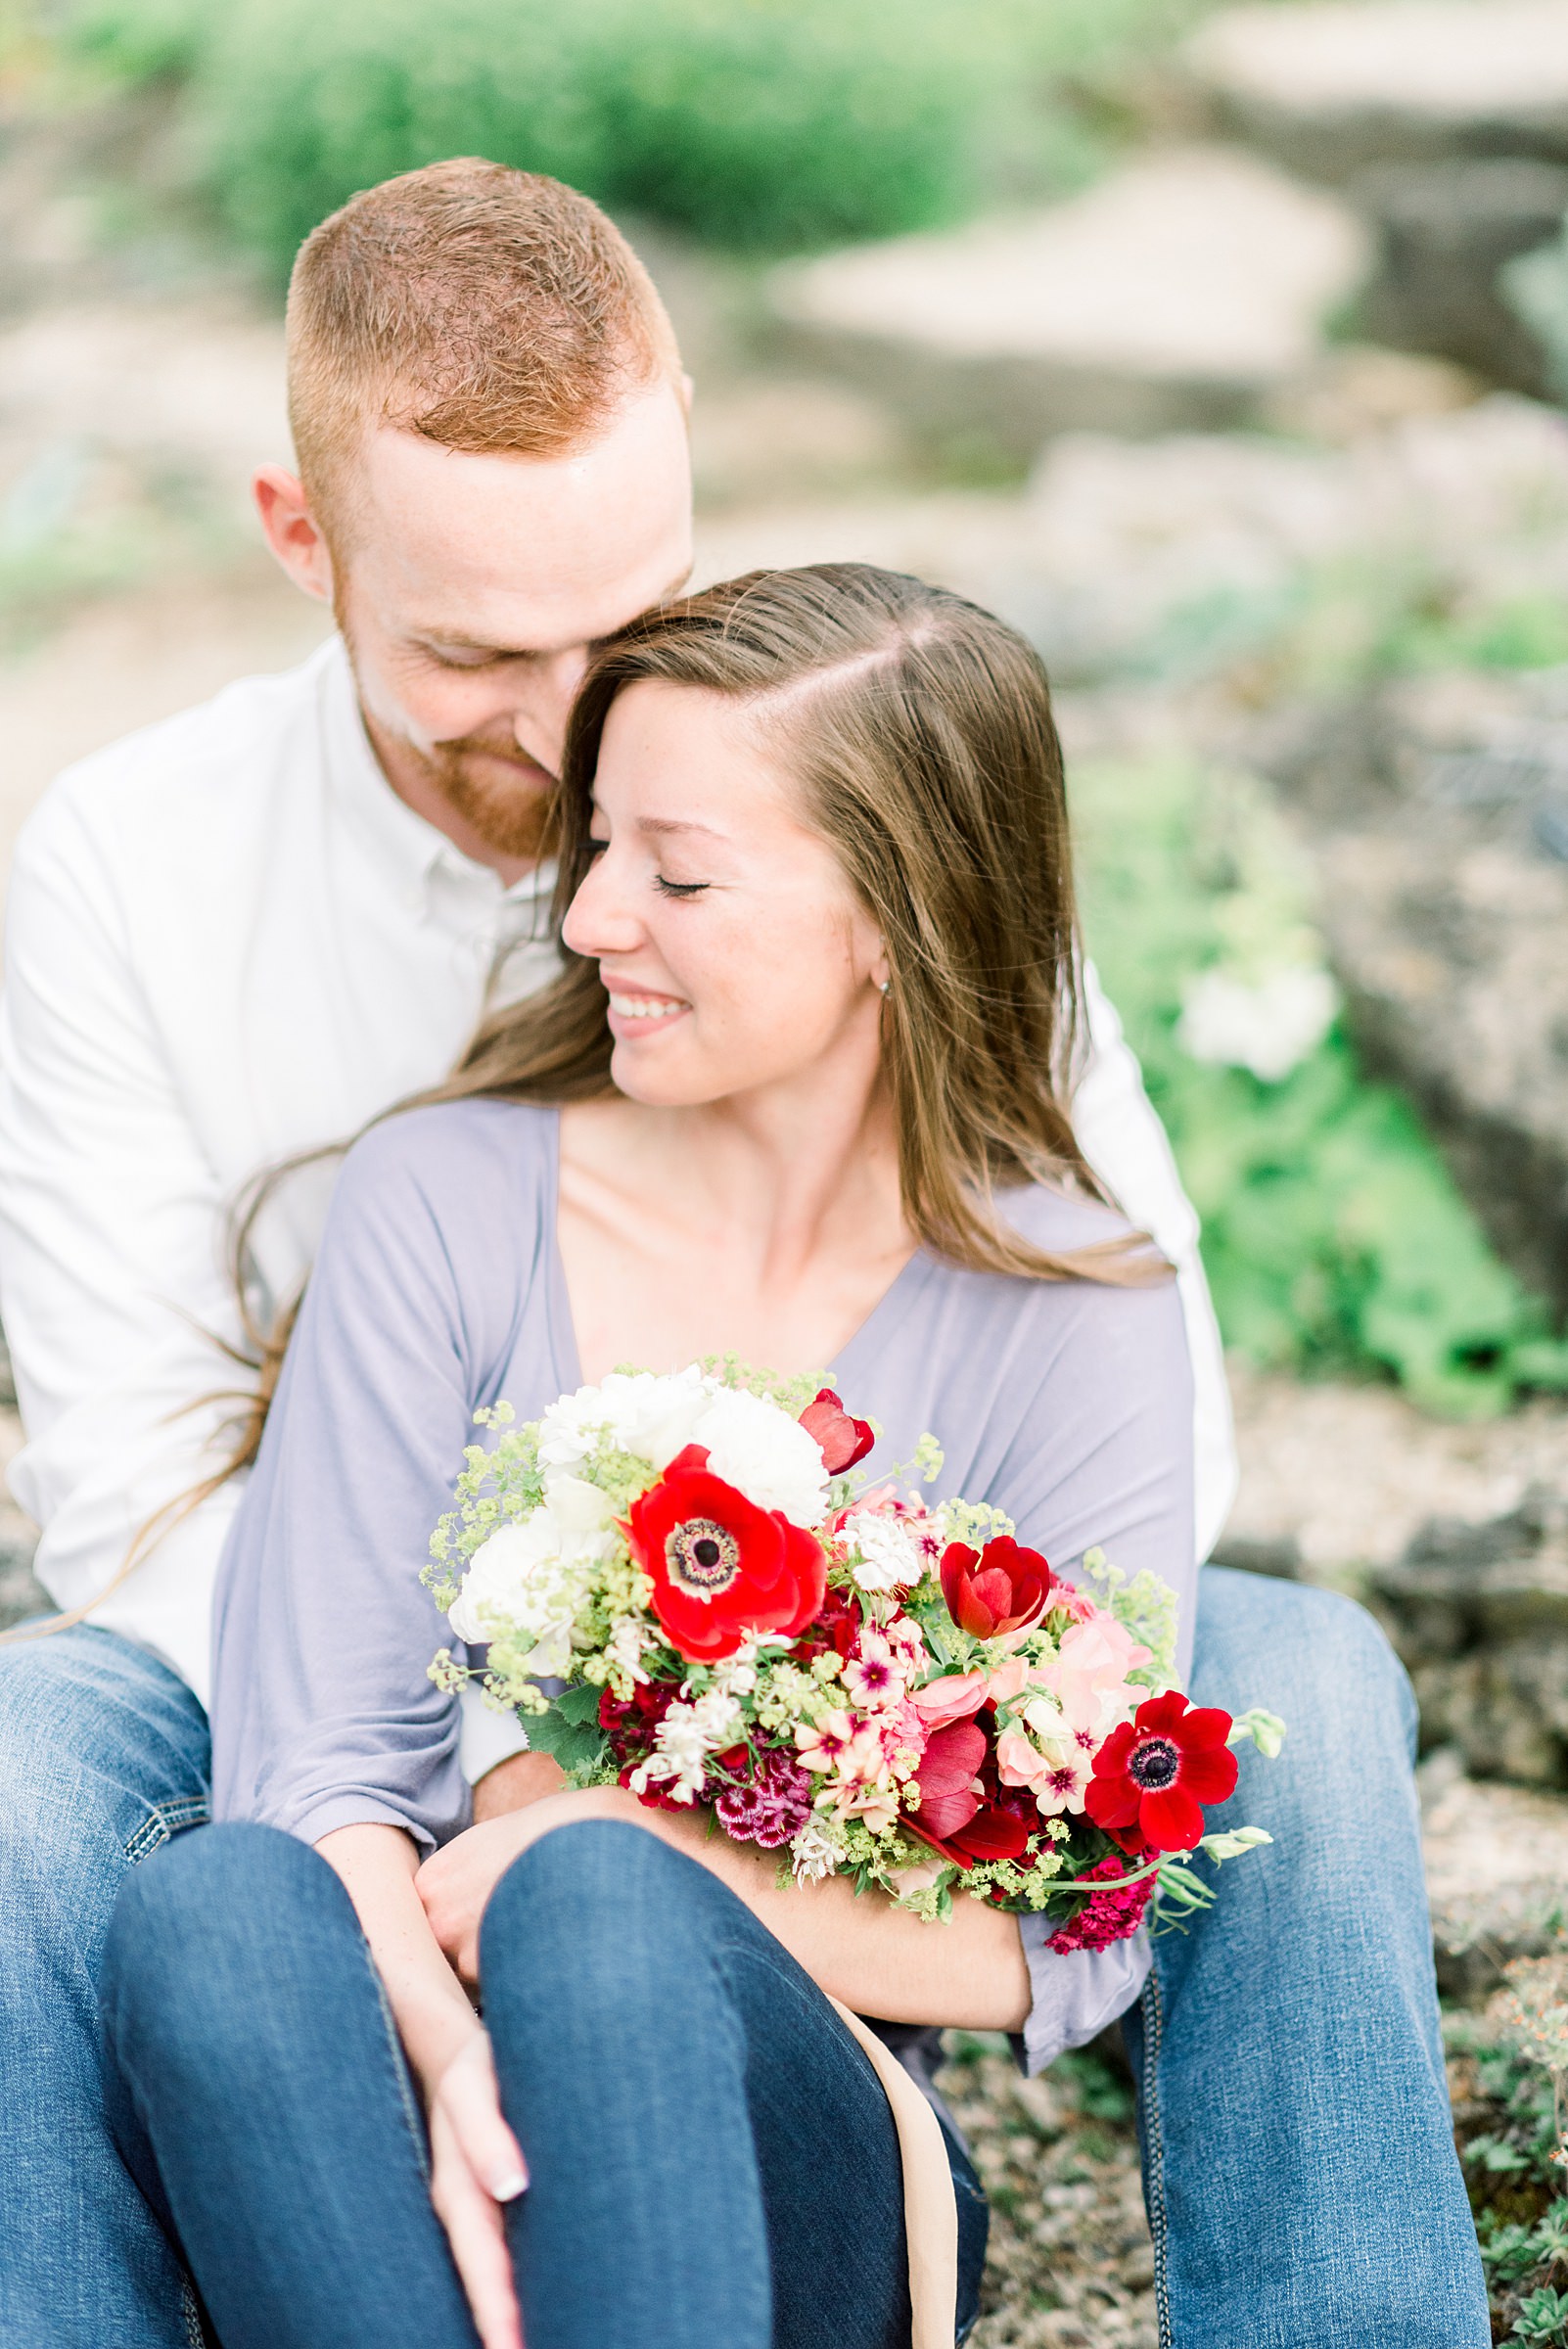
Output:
top-left (210, 1099), bottom-right (1196, 2073)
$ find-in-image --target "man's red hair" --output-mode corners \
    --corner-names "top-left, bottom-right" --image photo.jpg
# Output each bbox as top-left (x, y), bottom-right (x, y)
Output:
top-left (287, 158), bottom-right (683, 531)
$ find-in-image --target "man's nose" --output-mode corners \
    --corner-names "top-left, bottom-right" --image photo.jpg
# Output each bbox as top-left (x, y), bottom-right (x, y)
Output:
top-left (516, 647), bottom-right (591, 770)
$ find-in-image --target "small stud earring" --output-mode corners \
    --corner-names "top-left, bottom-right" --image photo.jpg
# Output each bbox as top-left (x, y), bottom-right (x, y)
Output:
top-left (878, 979), bottom-right (890, 996)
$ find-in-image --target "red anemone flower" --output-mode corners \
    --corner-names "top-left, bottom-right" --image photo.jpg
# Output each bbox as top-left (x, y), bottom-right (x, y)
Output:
top-left (625, 1445), bottom-right (826, 1664)
top-left (799, 1388), bottom-right (875, 1474)
top-left (940, 1536), bottom-right (1053, 1639)
top-left (1084, 1690), bottom-right (1237, 1853)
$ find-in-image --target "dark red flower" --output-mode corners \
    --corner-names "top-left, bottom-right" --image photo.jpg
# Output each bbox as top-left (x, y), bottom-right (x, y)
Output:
top-left (625, 1445), bottom-right (826, 1664)
top-left (789, 1580), bottom-right (862, 1668)
top-left (799, 1388), bottom-right (875, 1474)
top-left (905, 1720), bottom-right (1038, 1865)
top-left (940, 1536), bottom-right (1053, 1639)
top-left (1084, 1690), bottom-right (1237, 1854)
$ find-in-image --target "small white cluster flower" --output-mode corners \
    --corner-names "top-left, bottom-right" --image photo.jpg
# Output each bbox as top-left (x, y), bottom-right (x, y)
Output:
top-left (847, 1513), bottom-right (926, 1594)
top-left (629, 1686), bottom-right (746, 1804)
top-left (605, 1616), bottom-right (651, 1685)
top-left (789, 1817), bottom-right (843, 1885)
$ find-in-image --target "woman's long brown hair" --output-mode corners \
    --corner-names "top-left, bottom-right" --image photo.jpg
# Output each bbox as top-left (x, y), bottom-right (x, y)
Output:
top-left (90, 563), bottom-right (1168, 1576)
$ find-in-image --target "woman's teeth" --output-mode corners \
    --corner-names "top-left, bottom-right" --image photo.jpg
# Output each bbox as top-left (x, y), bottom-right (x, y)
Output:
top-left (608, 994), bottom-right (685, 1021)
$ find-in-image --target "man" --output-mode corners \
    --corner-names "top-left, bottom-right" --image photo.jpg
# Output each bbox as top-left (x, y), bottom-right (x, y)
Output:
top-left (0, 160), bottom-right (1484, 2348)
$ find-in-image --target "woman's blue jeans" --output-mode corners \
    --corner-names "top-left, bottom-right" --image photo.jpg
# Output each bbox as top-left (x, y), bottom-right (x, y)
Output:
top-left (100, 1816), bottom-right (989, 2349)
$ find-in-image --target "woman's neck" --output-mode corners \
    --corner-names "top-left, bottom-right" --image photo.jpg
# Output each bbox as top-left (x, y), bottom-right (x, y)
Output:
top-left (556, 1073), bottom-right (915, 1384)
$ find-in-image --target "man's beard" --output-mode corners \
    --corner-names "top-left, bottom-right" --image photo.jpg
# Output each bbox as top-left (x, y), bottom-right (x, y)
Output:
top-left (425, 732), bottom-right (560, 862)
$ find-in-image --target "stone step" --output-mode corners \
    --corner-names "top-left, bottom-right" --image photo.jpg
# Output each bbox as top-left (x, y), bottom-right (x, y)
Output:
top-left (1421, 1755), bottom-right (1568, 1997)
top-left (765, 147), bottom-right (1368, 459)
top-left (1188, 1), bottom-right (1568, 182)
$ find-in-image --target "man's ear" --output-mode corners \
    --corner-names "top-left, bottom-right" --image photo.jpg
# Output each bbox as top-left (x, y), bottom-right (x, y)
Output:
top-left (254, 466), bottom-right (336, 604)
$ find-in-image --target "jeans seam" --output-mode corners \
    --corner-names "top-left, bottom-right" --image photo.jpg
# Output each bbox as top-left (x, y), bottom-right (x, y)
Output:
top-left (1138, 1969), bottom-right (1173, 2348)
top-left (123, 1796), bottom-right (212, 1866)
top-left (180, 2275), bottom-right (208, 2349)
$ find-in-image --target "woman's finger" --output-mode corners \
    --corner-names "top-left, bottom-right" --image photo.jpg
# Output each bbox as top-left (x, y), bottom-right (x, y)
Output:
top-left (438, 2031), bottom-right (529, 2200)
top-left (429, 2097), bottom-right (525, 2349)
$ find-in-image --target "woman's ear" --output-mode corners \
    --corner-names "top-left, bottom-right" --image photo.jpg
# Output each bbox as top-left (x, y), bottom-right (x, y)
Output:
top-left (871, 942), bottom-right (892, 997)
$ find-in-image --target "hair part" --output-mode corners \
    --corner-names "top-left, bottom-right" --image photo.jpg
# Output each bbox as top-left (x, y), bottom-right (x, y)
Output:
top-left (286, 158), bottom-right (684, 538)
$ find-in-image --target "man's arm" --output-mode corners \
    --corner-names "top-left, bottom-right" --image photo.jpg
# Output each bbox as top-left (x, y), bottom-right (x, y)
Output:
top-left (1071, 962), bottom-right (1238, 1562)
top-left (0, 787), bottom-right (249, 1694)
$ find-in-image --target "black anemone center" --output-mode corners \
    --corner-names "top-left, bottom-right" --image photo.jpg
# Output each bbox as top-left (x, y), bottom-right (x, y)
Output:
top-left (1128, 1735), bottom-right (1179, 1790)
top-left (667, 1517), bottom-right (741, 1596)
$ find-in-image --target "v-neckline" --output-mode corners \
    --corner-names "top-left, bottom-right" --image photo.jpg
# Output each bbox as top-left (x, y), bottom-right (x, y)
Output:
top-left (541, 1107), bottom-right (935, 1395)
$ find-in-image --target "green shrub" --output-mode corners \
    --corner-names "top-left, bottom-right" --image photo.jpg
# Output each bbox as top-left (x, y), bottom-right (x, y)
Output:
top-left (1075, 754), bottom-right (1568, 1415)
top-left (67, 0), bottom-right (989, 272)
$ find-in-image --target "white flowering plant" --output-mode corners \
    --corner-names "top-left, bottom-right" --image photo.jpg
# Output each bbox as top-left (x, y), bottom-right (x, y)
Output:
top-left (427, 1363), bottom-right (1281, 1942)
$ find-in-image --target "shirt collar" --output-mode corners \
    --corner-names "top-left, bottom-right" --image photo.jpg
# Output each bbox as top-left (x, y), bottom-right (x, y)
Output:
top-left (317, 635), bottom-right (556, 921)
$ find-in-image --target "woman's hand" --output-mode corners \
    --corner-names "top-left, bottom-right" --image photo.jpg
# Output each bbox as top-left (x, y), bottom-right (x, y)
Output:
top-left (427, 2032), bottom-right (529, 2349)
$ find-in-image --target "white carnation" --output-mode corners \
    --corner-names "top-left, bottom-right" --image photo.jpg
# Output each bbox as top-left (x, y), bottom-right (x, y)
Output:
top-left (538, 1366), bottom-right (712, 1479)
top-left (690, 1387), bottom-right (829, 1524)
top-left (447, 1513), bottom-right (560, 1645)
top-left (847, 1513), bottom-right (924, 1593)
top-left (447, 1479), bottom-right (615, 1649)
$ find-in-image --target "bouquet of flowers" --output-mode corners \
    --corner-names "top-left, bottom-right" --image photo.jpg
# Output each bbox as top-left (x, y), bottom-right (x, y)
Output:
top-left (428, 1364), bottom-right (1282, 1946)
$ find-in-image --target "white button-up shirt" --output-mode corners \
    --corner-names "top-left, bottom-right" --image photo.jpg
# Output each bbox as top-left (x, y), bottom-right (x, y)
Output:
top-left (0, 636), bottom-right (1234, 1744)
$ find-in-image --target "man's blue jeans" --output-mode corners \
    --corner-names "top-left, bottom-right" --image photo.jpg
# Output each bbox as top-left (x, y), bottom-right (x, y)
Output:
top-left (0, 1625), bottom-right (210, 2349)
top-left (5, 1574), bottom-right (1489, 2346)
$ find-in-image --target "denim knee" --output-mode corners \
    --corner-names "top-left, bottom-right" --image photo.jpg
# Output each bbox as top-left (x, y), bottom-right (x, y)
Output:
top-left (102, 1822), bottom-right (327, 2072)
top-left (482, 1819), bottom-right (723, 2038)
top-left (1197, 1565), bottom-right (1416, 1761)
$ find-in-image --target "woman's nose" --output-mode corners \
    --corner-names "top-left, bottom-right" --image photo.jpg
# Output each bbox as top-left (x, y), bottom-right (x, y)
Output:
top-left (561, 852), bottom-right (642, 959)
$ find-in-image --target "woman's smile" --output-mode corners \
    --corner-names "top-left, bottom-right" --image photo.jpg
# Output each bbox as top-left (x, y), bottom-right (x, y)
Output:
top-left (604, 985), bottom-right (692, 1036)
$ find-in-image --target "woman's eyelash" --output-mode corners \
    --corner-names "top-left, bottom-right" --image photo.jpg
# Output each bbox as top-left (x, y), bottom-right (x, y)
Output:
top-left (654, 876), bottom-right (710, 899)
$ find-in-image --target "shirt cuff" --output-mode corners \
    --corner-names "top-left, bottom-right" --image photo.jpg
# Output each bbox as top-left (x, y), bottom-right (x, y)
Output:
top-left (1014, 1916), bottom-right (1152, 2075)
top-left (458, 1682), bottom-right (531, 1784)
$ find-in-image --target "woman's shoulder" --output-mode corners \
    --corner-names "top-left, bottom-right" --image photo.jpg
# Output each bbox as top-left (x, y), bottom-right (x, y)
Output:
top-left (990, 1174), bottom-right (1157, 1267)
top-left (333, 1096), bottom-right (558, 1226)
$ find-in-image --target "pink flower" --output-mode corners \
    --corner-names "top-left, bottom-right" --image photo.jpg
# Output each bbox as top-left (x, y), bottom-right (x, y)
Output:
top-left (995, 1726), bottom-right (1051, 1792)
top-left (1046, 1855), bottom-right (1156, 1954)
top-left (715, 1749), bottom-right (815, 1849)
top-left (843, 1630), bottom-right (905, 1713)
top-left (910, 1671), bottom-right (989, 1728)
top-left (878, 1697), bottom-right (928, 1778)
top-left (1058, 1615), bottom-right (1151, 1689)
top-left (1050, 1582), bottom-right (1099, 1626)
top-left (1031, 1750), bottom-right (1092, 1817)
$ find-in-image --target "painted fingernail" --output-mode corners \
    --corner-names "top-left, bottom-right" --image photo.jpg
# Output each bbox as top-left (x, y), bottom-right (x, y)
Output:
top-left (491, 2168), bottom-right (528, 2201)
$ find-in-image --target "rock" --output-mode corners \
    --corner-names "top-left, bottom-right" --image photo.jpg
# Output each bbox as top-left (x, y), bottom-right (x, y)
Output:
top-left (1420, 1751), bottom-right (1568, 1996)
top-left (767, 148), bottom-right (1368, 460)
top-left (1260, 666), bottom-right (1568, 1317)
top-left (1367, 1491), bottom-right (1568, 1785)
top-left (1188, 2), bottom-right (1568, 182)
top-left (1350, 159), bottom-right (1568, 396)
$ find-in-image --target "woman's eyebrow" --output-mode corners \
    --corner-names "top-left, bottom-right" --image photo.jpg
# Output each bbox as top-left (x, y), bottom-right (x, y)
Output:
top-left (637, 816), bottom-right (724, 841)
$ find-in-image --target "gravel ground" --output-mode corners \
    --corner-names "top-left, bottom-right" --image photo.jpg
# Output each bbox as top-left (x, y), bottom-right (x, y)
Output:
top-left (938, 2037), bottom-right (1159, 2349)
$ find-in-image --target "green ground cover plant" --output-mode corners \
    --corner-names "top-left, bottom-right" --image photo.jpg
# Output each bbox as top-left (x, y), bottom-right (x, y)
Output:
top-left (1075, 755), bottom-right (1568, 1416)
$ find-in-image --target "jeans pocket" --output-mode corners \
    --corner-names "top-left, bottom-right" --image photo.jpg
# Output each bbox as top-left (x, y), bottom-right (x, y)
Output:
top-left (123, 1795), bottom-right (212, 1866)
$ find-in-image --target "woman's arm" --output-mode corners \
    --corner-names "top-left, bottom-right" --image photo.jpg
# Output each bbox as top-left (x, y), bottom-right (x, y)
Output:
top-left (317, 1823), bottom-right (528, 2349)
top-left (419, 1787), bottom-right (1033, 2031)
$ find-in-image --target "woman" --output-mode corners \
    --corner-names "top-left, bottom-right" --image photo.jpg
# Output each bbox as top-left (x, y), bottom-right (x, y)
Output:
top-left (100, 566), bottom-right (1194, 2349)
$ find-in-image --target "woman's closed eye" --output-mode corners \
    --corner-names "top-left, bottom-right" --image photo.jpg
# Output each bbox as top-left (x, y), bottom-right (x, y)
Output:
top-left (653, 874), bottom-right (710, 900)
